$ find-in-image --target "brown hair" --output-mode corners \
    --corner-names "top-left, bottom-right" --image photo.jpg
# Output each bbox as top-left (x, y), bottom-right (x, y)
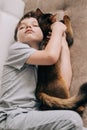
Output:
top-left (14, 11), bottom-right (39, 41)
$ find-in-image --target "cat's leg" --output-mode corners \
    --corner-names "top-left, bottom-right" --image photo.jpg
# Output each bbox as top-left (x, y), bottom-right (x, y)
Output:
top-left (59, 35), bottom-right (72, 89)
top-left (63, 15), bottom-right (74, 47)
top-left (38, 83), bottom-right (87, 111)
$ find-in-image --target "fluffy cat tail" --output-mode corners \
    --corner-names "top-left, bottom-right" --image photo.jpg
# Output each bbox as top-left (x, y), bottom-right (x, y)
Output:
top-left (39, 83), bottom-right (87, 114)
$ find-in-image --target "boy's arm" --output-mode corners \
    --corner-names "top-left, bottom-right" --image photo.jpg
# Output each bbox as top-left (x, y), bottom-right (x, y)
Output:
top-left (26, 22), bottom-right (66, 65)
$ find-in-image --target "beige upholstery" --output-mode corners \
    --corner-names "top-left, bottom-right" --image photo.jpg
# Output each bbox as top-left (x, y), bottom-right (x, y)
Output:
top-left (23, 0), bottom-right (87, 127)
top-left (0, 0), bottom-right (25, 93)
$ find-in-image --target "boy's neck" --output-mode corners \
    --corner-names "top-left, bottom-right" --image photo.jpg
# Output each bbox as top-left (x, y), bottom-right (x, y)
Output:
top-left (27, 42), bottom-right (39, 50)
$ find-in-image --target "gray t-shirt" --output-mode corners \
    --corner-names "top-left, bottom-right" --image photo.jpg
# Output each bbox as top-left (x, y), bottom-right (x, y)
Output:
top-left (0, 41), bottom-right (39, 111)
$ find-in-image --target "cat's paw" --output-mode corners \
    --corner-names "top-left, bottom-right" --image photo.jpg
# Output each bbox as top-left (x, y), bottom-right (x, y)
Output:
top-left (63, 15), bottom-right (70, 24)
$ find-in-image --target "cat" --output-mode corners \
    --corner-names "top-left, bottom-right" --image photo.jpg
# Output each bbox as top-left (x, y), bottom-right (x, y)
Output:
top-left (34, 8), bottom-right (87, 114)
top-left (35, 8), bottom-right (73, 48)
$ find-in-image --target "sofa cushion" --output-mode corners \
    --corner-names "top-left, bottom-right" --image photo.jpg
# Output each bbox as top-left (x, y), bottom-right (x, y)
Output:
top-left (0, 0), bottom-right (25, 89)
top-left (0, 0), bottom-right (25, 18)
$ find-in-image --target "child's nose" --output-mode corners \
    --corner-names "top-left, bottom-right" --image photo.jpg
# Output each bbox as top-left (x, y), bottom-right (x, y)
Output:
top-left (26, 25), bottom-right (32, 29)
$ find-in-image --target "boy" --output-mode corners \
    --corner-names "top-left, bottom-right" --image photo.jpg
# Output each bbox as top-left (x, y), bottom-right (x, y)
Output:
top-left (0, 11), bottom-right (86, 130)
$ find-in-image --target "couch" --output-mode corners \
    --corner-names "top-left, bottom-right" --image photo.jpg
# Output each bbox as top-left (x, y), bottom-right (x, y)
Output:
top-left (0, 0), bottom-right (25, 85)
top-left (0, 0), bottom-right (87, 127)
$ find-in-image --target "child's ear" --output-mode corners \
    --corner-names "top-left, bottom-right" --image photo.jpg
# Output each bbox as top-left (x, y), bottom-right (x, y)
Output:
top-left (35, 8), bottom-right (43, 17)
top-left (50, 14), bottom-right (57, 23)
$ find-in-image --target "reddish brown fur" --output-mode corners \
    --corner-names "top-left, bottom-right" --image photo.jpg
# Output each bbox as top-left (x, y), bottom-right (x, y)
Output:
top-left (35, 9), bottom-right (87, 114)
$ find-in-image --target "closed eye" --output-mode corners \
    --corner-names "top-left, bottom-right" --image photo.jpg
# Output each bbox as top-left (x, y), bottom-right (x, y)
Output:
top-left (32, 21), bottom-right (39, 27)
top-left (33, 24), bottom-right (39, 27)
top-left (19, 26), bottom-right (26, 30)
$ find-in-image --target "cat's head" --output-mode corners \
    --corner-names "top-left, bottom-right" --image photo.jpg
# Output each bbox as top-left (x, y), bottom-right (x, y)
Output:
top-left (35, 8), bottom-right (57, 38)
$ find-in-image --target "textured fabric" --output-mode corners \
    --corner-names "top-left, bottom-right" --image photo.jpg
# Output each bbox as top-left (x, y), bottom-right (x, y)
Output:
top-left (0, 42), bottom-right (38, 110)
top-left (5, 42), bottom-right (36, 69)
top-left (0, 109), bottom-right (84, 130)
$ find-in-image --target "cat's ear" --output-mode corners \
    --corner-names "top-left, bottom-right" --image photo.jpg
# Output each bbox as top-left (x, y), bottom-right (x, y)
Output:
top-left (50, 14), bottom-right (57, 23)
top-left (35, 8), bottom-right (43, 17)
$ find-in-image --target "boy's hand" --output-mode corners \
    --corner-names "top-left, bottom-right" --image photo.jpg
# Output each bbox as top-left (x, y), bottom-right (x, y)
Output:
top-left (51, 21), bottom-right (67, 35)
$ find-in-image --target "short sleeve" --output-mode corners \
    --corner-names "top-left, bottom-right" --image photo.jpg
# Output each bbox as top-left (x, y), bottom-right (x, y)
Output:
top-left (5, 42), bottom-right (36, 70)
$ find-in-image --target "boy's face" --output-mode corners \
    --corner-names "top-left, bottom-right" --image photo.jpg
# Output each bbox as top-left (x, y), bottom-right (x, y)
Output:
top-left (17, 18), bottom-right (43, 45)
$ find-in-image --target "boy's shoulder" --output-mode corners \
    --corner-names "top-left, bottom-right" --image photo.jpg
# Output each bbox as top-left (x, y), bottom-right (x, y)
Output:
top-left (10, 41), bottom-right (30, 49)
top-left (8, 42), bottom-right (32, 54)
